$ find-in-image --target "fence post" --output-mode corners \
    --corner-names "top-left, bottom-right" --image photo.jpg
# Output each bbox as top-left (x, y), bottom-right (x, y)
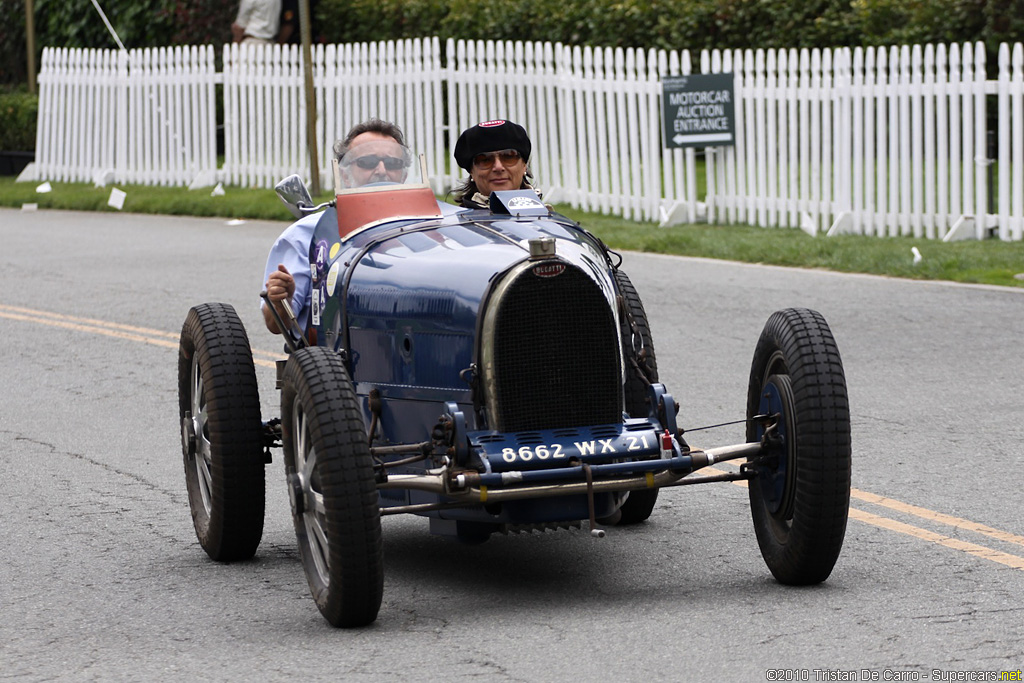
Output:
top-left (644, 48), bottom-right (661, 222)
top-left (973, 42), bottom-right (988, 239)
top-left (922, 44), bottom-right (936, 239)
top-left (934, 45), bottom-right (948, 238)
top-left (34, 47), bottom-right (51, 181)
top-left (115, 50), bottom-right (127, 184)
top-left (997, 43), bottom-right (1011, 241)
top-left (1012, 43), bottom-right (1024, 241)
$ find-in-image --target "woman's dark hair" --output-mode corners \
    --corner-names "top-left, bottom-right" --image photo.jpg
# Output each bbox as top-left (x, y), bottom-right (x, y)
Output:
top-left (452, 167), bottom-right (534, 204)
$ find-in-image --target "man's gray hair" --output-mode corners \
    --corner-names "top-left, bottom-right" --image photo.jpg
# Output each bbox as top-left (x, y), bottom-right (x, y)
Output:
top-left (333, 119), bottom-right (406, 160)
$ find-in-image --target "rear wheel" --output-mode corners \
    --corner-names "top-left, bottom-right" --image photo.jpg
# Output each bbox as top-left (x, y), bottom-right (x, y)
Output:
top-left (178, 303), bottom-right (265, 561)
top-left (613, 270), bottom-right (660, 525)
top-left (746, 308), bottom-right (851, 585)
top-left (281, 346), bottom-right (383, 627)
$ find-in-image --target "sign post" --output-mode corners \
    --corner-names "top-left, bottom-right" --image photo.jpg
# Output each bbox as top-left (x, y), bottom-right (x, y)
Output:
top-left (662, 73), bottom-right (735, 149)
top-left (25, 0), bottom-right (36, 93)
top-left (299, 0), bottom-right (320, 195)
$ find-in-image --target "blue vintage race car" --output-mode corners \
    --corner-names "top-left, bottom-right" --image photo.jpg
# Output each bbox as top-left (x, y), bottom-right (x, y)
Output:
top-left (177, 171), bottom-right (852, 628)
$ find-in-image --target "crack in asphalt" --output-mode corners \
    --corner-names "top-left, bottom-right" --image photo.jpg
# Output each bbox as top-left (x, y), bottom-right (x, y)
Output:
top-left (454, 656), bottom-right (524, 681)
top-left (912, 606), bottom-right (1024, 621)
top-left (5, 430), bottom-right (186, 507)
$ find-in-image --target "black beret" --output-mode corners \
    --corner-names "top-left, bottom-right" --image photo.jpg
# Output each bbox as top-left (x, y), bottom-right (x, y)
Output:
top-left (454, 120), bottom-right (531, 171)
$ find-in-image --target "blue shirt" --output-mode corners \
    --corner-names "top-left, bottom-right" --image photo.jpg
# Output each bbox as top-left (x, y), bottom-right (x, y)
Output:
top-left (261, 210), bottom-right (321, 332)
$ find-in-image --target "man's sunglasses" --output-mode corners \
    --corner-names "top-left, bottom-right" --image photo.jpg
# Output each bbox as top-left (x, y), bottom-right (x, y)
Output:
top-left (352, 155), bottom-right (408, 171)
top-left (473, 149), bottom-right (521, 169)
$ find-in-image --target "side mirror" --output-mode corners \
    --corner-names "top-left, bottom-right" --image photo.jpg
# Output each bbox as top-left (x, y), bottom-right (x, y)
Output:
top-left (275, 175), bottom-right (314, 219)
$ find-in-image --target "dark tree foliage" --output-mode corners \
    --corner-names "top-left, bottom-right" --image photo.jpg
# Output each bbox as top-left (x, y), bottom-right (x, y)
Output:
top-left (163, 0), bottom-right (234, 46)
top-left (1, 0), bottom-right (231, 84)
top-left (0, 0), bottom-right (28, 85)
top-left (311, 0), bottom-right (1018, 55)
top-left (30, 0), bottom-right (175, 50)
top-left (2, 0), bottom-right (1022, 86)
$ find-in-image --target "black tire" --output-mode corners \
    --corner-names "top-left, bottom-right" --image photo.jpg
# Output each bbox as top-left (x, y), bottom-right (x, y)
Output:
top-left (178, 303), bottom-right (265, 562)
top-left (281, 346), bottom-right (383, 627)
top-left (746, 308), bottom-right (851, 585)
top-left (614, 269), bottom-right (660, 525)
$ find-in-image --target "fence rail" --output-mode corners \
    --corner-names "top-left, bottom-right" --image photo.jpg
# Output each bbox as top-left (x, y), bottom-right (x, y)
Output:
top-left (31, 39), bottom-right (1024, 240)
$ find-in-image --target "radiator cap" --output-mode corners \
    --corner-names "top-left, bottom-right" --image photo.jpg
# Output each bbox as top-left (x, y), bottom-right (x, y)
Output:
top-left (489, 189), bottom-right (549, 216)
top-left (528, 237), bottom-right (556, 259)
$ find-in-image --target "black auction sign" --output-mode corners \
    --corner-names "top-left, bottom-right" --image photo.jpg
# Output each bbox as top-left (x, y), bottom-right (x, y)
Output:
top-left (662, 73), bottom-right (735, 149)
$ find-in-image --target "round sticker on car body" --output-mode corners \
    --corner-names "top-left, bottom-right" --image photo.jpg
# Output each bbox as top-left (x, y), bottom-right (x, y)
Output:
top-left (508, 196), bottom-right (545, 210)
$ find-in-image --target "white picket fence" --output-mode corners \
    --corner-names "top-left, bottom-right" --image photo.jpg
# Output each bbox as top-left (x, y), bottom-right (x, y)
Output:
top-left (445, 41), bottom-right (700, 224)
top-left (710, 42), bottom-right (1024, 241)
top-left (34, 45), bottom-right (219, 187)
top-left (221, 40), bottom-right (448, 191)
top-left (31, 38), bottom-right (1024, 240)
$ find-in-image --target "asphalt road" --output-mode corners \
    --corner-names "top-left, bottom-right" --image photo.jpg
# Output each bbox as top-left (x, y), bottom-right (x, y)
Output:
top-left (1, 208), bottom-right (1022, 682)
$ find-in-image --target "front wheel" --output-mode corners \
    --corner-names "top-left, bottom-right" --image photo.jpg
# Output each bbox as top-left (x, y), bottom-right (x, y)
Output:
top-left (746, 308), bottom-right (851, 585)
top-left (614, 269), bottom-right (660, 524)
top-left (281, 346), bottom-right (383, 627)
top-left (177, 303), bottom-right (265, 562)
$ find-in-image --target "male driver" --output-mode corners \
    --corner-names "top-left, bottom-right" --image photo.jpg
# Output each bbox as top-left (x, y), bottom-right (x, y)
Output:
top-left (262, 118), bottom-right (408, 335)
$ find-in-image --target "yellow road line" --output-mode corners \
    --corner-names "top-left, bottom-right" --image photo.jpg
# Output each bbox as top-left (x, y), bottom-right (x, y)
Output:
top-left (848, 507), bottom-right (1024, 571)
top-left (0, 310), bottom-right (180, 350)
top-left (0, 306), bottom-right (280, 367)
top-left (704, 465), bottom-right (1024, 571)
top-left (851, 488), bottom-right (1024, 550)
top-left (0, 304), bottom-right (179, 338)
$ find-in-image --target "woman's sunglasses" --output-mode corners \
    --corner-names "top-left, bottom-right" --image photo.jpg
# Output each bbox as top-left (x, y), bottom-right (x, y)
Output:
top-left (352, 155), bottom-right (408, 171)
top-left (473, 149), bottom-right (522, 170)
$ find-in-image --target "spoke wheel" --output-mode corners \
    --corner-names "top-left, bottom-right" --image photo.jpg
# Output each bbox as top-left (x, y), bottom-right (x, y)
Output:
top-left (281, 347), bottom-right (382, 627)
top-left (188, 355), bottom-right (214, 514)
top-left (746, 308), bottom-right (851, 585)
top-left (178, 303), bottom-right (265, 561)
top-left (613, 269), bottom-right (660, 524)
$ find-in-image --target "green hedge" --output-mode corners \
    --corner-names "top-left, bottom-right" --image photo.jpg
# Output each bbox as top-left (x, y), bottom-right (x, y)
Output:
top-left (3, 0), bottom-right (1022, 86)
top-left (313, 0), bottom-right (1018, 54)
top-left (0, 89), bottom-right (38, 150)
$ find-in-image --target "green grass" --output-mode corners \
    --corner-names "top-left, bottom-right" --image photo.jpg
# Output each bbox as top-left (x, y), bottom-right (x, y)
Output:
top-left (560, 205), bottom-right (1024, 287)
top-left (0, 177), bottom-right (302, 221)
top-left (2, 177), bottom-right (1022, 288)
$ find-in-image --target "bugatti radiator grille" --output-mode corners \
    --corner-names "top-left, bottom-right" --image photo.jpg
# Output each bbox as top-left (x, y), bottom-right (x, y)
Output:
top-left (488, 262), bottom-right (621, 432)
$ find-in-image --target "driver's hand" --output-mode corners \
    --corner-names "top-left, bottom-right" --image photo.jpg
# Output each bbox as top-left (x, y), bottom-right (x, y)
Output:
top-left (266, 265), bottom-right (295, 303)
